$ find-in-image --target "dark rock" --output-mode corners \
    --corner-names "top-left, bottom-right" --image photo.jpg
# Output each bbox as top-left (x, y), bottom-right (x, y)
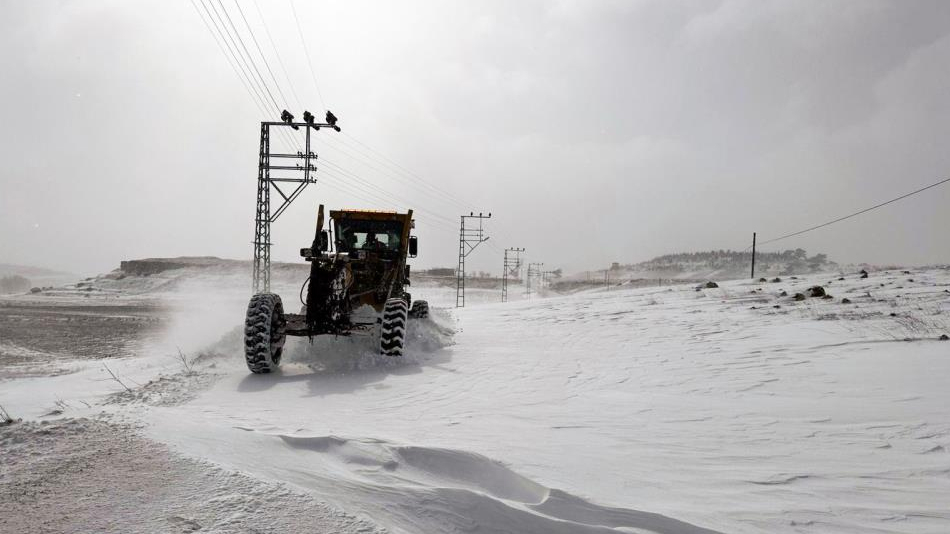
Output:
top-left (29, 287), bottom-right (41, 294)
top-left (808, 286), bottom-right (826, 297)
top-left (822, 295), bottom-right (833, 300)
top-left (860, 269), bottom-right (869, 278)
top-left (940, 334), bottom-right (949, 341)
top-left (793, 293), bottom-right (806, 301)
top-left (791, 276), bottom-right (798, 280)
top-left (758, 277), bottom-right (767, 282)
top-left (705, 281), bottom-right (719, 289)
top-left (779, 290), bottom-right (788, 297)
top-left (838, 277), bottom-right (845, 281)
top-left (773, 305), bottom-right (781, 309)
top-left (771, 277), bottom-right (781, 283)
top-left (908, 279), bottom-right (914, 282)
top-left (841, 298), bottom-right (851, 304)
top-left (889, 313), bottom-right (898, 317)
top-left (902, 270), bottom-right (911, 275)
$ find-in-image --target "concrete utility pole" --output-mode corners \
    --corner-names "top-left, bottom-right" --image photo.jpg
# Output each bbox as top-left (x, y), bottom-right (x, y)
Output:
top-left (456, 212), bottom-right (491, 307)
top-left (502, 247), bottom-right (525, 302)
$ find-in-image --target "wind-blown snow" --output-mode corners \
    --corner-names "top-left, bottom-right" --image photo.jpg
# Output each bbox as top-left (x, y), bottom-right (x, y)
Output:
top-left (3, 267), bottom-right (949, 533)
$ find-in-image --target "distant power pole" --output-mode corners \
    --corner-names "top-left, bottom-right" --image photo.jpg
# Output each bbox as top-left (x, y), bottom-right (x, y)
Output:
top-left (253, 110), bottom-right (341, 293)
top-left (502, 247), bottom-right (525, 303)
top-left (526, 262), bottom-right (543, 298)
top-left (456, 212), bottom-right (491, 307)
top-left (542, 270), bottom-right (557, 292)
top-left (750, 232), bottom-right (757, 279)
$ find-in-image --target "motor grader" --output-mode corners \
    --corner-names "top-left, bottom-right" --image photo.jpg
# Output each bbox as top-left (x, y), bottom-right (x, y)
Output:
top-left (244, 205), bottom-right (428, 374)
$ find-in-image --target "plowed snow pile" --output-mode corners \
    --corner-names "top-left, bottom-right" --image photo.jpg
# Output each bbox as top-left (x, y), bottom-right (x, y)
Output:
top-left (2, 268), bottom-right (949, 533)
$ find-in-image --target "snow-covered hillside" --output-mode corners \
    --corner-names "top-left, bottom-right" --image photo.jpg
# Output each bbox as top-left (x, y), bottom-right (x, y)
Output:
top-left (3, 268), bottom-right (949, 533)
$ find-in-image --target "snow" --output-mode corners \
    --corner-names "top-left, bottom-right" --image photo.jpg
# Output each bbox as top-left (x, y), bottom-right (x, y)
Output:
top-left (2, 267), bottom-right (949, 533)
top-left (0, 418), bottom-right (381, 534)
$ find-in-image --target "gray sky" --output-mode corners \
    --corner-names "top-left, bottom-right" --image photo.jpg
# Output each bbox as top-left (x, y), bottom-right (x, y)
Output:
top-left (2, 0), bottom-right (949, 276)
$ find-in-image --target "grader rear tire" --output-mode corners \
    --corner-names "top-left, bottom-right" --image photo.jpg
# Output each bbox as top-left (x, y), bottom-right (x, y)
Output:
top-left (380, 298), bottom-right (408, 357)
top-left (244, 293), bottom-right (287, 374)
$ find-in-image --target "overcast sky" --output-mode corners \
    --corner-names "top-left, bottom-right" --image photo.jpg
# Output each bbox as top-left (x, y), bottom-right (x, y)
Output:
top-left (2, 0), bottom-right (949, 276)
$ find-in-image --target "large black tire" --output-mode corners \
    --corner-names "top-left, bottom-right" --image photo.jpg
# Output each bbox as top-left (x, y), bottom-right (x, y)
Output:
top-left (409, 300), bottom-right (429, 319)
top-left (244, 293), bottom-right (287, 374)
top-left (380, 297), bottom-right (408, 356)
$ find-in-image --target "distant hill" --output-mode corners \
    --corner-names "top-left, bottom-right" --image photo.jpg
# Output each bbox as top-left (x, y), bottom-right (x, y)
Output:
top-left (628, 249), bottom-right (836, 279)
top-left (566, 249), bottom-right (838, 285)
top-left (0, 263), bottom-right (78, 290)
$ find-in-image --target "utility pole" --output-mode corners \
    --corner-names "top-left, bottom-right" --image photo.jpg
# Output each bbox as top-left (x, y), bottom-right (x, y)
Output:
top-left (253, 110), bottom-right (341, 293)
top-left (750, 232), bottom-right (757, 279)
top-left (502, 247), bottom-right (525, 302)
top-left (526, 262), bottom-right (543, 299)
top-left (542, 270), bottom-right (557, 293)
top-left (456, 212), bottom-right (491, 307)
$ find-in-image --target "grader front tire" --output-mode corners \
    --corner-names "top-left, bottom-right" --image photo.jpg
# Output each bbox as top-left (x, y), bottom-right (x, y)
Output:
top-left (244, 293), bottom-right (287, 374)
top-left (380, 298), bottom-right (408, 357)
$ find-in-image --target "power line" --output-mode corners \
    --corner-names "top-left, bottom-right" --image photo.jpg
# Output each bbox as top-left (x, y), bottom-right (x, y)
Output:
top-left (759, 177), bottom-right (950, 246)
top-left (315, 135), bottom-right (470, 212)
top-left (337, 131), bottom-right (522, 246)
top-left (316, 174), bottom-right (457, 237)
top-left (232, 0), bottom-right (292, 109)
top-left (319, 166), bottom-right (459, 229)
top-left (319, 160), bottom-right (460, 227)
top-left (207, 0), bottom-right (277, 112)
top-left (288, 0), bottom-right (326, 111)
top-left (195, 0), bottom-right (297, 151)
top-left (197, 0), bottom-right (269, 113)
top-left (214, 0), bottom-right (282, 111)
top-left (340, 131), bottom-right (478, 212)
top-left (251, 0), bottom-right (303, 110)
top-left (190, 0), bottom-right (267, 117)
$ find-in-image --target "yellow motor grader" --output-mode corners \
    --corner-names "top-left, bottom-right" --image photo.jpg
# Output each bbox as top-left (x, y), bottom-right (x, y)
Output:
top-left (244, 206), bottom-right (428, 373)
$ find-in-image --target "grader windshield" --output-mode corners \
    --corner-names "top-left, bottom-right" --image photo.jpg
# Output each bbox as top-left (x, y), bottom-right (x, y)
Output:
top-left (335, 218), bottom-right (404, 253)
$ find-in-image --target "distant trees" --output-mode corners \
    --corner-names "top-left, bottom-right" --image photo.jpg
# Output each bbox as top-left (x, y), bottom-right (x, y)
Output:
top-left (425, 267), bottom-right (456, 277)
top-left (0, 275), bottom-right (31, 294)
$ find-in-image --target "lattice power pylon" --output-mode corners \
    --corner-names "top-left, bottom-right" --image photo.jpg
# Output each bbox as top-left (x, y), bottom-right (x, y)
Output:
top-left (252, 110), bottom-right (340, 293)
top-left (502, 247), bottom-right (525, 302)
top-left (526, 262), bottom-right (543, 299)
top-left (456, 212), bottom-right (491, 307)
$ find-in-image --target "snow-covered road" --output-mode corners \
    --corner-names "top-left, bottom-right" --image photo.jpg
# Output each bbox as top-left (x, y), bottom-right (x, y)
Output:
top-left (143, 271), bottom-right (950, 533)
top-left (3, 269), bottom-right (949, 533)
